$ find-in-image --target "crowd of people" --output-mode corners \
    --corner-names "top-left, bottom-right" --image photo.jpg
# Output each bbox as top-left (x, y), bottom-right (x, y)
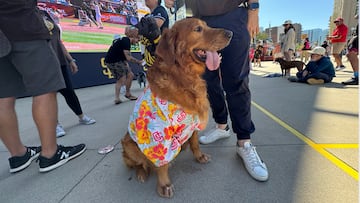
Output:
top-left (269, 16), bottom-right (358, 86)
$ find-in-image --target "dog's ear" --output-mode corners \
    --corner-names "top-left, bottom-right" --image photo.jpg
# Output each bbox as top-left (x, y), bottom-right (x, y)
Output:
top-left (155, 28), bottom-right (177, 65)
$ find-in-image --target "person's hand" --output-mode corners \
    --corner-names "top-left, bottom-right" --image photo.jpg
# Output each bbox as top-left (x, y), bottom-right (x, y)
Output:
top-left (69, 61), bottom-right (79, 74)
top-left (247, 10), bottom-right (259, 39)
top-left (164, 0), bottom-right (175, 8)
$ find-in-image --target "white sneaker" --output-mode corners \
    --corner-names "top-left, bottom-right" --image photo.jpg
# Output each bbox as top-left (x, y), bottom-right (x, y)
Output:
top-left (56, 124), bottom-right (66, 138)
top-left (79, 115), bottom-right (96, 125)
top-left (199, 126), bottom-right (231, 144)
top-left (237, 141), bottom-right (268, 181)
top-left (335, 65), bottom-right (345, 71)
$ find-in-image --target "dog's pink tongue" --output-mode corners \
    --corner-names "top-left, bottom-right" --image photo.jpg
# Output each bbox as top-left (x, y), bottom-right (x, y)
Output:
top-left (206, 51), bottom-right (221, 71)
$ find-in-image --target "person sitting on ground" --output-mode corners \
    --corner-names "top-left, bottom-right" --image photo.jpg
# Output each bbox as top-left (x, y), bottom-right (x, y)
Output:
top-left (288, 46), bottom-right (335, 85)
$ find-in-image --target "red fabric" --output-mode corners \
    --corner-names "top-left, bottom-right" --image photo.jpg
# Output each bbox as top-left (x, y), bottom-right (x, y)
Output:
top-left (331, 24), bottom-right (348, 43)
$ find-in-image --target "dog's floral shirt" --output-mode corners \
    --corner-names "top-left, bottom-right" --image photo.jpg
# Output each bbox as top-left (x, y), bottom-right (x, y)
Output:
top-left (128, 87), bottom-right (202, 167)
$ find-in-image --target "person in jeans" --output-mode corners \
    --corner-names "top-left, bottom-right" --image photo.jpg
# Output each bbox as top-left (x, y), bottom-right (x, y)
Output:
top-left (165, 0), bottom-right (268, 182)
top-left (288, 47), bottom-right (335, 85)
top-left (39, 9), bottom-right (96, 137)
top-left (0, 0), bottom-right (86, 173)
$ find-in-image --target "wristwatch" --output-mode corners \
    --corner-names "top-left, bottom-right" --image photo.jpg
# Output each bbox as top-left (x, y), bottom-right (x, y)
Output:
top-left (248, 2), bottom-right (259, 10)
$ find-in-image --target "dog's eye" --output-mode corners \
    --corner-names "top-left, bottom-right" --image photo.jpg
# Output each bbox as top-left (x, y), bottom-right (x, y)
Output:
top-left (194, 26), bottom-right (202, 32)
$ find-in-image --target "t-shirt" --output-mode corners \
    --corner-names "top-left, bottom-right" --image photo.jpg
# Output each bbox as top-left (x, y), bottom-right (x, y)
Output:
top-left (331, 24), bottom-right (348, 43)
top-left (104, 37), bottom-right (131, 63)
top-left (185, 0), bottom-right (245, 17)
top-left (150, 6), bottom-right (169, 33)
top-left (0, 0), bottom-right (50, 41)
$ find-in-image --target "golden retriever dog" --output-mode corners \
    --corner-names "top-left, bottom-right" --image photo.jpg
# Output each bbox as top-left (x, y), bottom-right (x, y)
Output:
top-left (121, 18), bottom-right (232, 198)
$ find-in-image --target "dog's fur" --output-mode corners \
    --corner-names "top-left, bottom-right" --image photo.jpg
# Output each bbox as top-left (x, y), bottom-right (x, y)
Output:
top-left (121, 18), bottom-right (232, 198)
top-left (275, 57), bottom-right (305, 76)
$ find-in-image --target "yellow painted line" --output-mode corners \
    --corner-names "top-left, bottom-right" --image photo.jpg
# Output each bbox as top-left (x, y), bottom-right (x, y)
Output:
top-left (251, 101), bottom-right (359, 181)
top-left (317, 144), bottom-right (359, 148)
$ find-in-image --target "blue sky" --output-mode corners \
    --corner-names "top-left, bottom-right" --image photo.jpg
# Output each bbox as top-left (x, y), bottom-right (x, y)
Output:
top-left (259, 0), bottom-right (334, 30)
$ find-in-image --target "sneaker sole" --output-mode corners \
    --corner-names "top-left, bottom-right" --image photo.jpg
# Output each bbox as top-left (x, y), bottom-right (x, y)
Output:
top-left (79, 121), bottom-right (96, 125)
top-left (10, 153), bottom-right (40, 173)
top-left (39, 146), bottom-right (86, 172)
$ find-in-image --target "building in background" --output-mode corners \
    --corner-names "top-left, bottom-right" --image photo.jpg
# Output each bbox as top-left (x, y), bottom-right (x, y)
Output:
top-left (265, 23), bottom-right (302, 44)
top-left (302, 28), bottom-right (329, 46)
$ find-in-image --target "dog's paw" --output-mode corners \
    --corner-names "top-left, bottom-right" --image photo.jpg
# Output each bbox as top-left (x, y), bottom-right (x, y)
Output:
top-left (157, 183), bottom-right (174, 198)
top-left (136, 167), bottom-right (149, 183)
top-left (196, 153), bottom-right (211, 164)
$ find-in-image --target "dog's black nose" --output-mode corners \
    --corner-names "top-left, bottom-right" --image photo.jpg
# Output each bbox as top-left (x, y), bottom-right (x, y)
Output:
top-left (224, 30), bottom-right (233, 39)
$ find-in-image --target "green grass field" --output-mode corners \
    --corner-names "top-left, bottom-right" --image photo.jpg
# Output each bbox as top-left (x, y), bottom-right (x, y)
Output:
top-left (62, 31), bottom-right (114, 45)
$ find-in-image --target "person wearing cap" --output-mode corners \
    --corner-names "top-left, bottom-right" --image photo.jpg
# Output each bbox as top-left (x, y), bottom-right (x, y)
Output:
top-left (342, 14), bottom-right (358, 85)
top-left (104, 27), bottom-right (143, 104)
top-left (327, 17), bottom-right (348, 71)
top-left (281, 20), bottom-right (296, 76)
top-left (288, 46), bottom-right (335, 85)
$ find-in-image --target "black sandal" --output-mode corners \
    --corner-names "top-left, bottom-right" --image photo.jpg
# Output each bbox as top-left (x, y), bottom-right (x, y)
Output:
top-left (125, 95), bottom-right (137, 100)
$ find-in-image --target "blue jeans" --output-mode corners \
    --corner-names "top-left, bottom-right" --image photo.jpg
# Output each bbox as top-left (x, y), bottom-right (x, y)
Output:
top-left (296, 71), bottom-right (333, 83)
top-left (201, 7), bottom-right (254, 140)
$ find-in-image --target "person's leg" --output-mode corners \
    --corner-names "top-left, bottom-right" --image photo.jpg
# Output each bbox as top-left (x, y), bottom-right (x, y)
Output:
top-left (202, 7), bottom-right (268, 181)
top-left (347, 51), bottom-right (359, 74)
top-left (284, 51), bottom-right (293, 75)
top-left (125, 70), bottom-right (135, 97)
top-left (333, 53), bottom-right (342, 67)
top-left (115, 76), bottom-right (126, 101)
top-left (342, 51), bottom-right (359, 85)
top-left (32, 93), bottom-right (58, 158)
top-left (59, 65), bottom-right (83, 116)
top-left (0, 97), bottom-right (27, 157)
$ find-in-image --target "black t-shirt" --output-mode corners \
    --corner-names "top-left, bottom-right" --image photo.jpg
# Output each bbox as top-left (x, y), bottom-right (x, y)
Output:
top-left (151, 6), bottom-right (169, 33)
top-left (104, 37), bottom-right (131, 63)
top-left (0, 0), bottom-right (50, 41)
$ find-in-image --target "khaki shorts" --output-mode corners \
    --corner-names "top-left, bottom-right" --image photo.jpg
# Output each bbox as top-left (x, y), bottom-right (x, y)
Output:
top-left (0, 40), bottom-right (65, 98)
top-left (331, 42), bottom-right (346, 54)
top-left (106, 61), bottom-right (130, 80)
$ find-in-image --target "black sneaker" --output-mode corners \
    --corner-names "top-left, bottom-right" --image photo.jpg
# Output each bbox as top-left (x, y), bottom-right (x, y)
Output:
top-left (342, 77), bottom-right (358, 85)
top-left (38, 144), bottom-right (86, 172)
top-left (8, 146), bottom-right (41, 173)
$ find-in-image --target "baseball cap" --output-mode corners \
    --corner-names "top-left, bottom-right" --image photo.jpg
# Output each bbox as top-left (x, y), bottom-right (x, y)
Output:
top-left (283, 20), bottom-right (292, 25)
top-left (308, 47), bottom-right (326, 55)
top-left (333, 17), bottom-right (343, 22)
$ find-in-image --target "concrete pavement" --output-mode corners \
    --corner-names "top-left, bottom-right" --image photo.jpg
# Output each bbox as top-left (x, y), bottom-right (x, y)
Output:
top-left (0, 60), bottom-right (358, 203)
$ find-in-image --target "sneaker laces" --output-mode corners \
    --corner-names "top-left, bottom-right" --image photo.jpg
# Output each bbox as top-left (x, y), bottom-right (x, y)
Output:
top-left (242, 145), bottom-right (264, 169)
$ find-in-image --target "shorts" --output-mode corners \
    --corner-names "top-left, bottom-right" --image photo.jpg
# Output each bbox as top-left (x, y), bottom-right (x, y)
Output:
top-left (106, 61), bottom-right (130, 80)
top-left (331, 42), bottom-right (346, 54)
top-left (0, 40), bottom-right (65, 98)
